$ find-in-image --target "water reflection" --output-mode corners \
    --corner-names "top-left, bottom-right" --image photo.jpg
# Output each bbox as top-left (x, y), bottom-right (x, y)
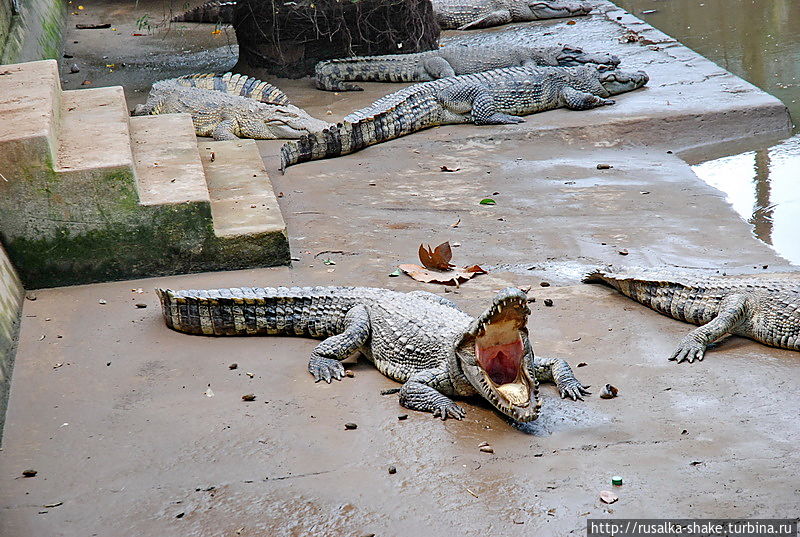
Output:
top-left (614, 0), bottom-right (800, 264)
top-left (692, 135), bottom-right (800, 264)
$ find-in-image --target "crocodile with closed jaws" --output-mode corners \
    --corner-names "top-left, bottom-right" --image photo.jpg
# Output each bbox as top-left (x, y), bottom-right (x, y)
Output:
top-left (585, 267), bottom-right (800, 362)
top-left (315, 44), bottom-right (620, 91)
top-left (170, 0), bottom-right (592, 30)
top-left (280, 64), bottom-right (648, 170)
top-left (156, 286), bottom-right (589, 422)
top-left (133, 72), bottom-right (330, 140)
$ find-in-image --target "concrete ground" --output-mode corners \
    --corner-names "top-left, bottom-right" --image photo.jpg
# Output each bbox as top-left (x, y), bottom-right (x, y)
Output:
top-left (1, 0), bottom-right (799, 535)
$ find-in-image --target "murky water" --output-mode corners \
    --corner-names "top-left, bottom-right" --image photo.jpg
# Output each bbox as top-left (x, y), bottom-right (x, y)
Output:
top-left (615, 0), bottom-right (800, 264)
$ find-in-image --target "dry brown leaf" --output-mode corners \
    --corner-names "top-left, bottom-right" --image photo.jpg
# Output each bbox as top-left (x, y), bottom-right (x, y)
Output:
top-left (399, 264), bottom-right (485, 286)
top-left (419, 242), bottom-right (454, 271)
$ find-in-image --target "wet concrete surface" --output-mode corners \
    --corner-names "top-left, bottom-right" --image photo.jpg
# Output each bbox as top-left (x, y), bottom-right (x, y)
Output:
top-left (2, 0), bottom-right (800, 535)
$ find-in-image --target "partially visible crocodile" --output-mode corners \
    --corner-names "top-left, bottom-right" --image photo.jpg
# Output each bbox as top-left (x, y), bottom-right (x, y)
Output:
top-left (133, 73), bottom-right (330, 140)
top-left (171, 0), bottom-right (236, 23)
top-left (170, 0), bottom-right (591, 30)
top-left (156, 286), bottom-right (589, 422)
top-left (315, 44), bottom-right (620, 91)
top-left (434, 0), bottom-right (592, 30)
top-left (280, 64), bottom-right (648, 170)
top-left (584, 267), bottom-right (800, 362)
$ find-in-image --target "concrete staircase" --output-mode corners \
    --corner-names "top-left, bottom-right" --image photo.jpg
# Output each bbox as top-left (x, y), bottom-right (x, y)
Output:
top-left (0, 59), bottom-right (289, 288)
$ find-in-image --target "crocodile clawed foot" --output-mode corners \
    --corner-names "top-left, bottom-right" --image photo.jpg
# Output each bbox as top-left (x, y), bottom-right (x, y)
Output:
top-left (432, 402), bottom-right (466, 421)
top-left (559, 380), bottom-right (591, 401)
top-left (308, 356), bottom-right (346, 383)
top-left (668, 339), bottom-right (706, 364)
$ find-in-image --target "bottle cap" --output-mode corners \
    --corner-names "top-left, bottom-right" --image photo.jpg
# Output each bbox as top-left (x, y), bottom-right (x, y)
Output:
top-left (611, 476), bottom-right (623, 486)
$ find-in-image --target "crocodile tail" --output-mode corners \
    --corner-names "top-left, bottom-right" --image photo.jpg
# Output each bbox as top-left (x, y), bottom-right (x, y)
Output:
top-left (175, 72), bottom-right (290, 105)
top-left (314, 54), bottom-right (425, 91)
top-left (170, 0), bottom-right (236, 23)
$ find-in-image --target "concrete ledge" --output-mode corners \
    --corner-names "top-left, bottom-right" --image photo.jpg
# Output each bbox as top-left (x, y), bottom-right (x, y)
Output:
top-left (0, 244), bottom-right (22, 445)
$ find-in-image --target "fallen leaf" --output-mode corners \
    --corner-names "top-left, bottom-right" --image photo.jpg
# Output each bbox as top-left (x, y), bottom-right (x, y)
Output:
top-left (566, 19), bottom-right (576, 25)
top-left (43, 501), bottom-right (63, 508)
top-left (451, 218), bottom-right (461, 228)
top-left (323, 259), bottom-right (336, 266)
top-left (418, 242), bottom-right (454, 271)
top-left (399, 264), bottom-right (485, 286)
top-left (599, 490), bottom-right (618, 504)
top-left (479, 198), bottom-right (496, 205)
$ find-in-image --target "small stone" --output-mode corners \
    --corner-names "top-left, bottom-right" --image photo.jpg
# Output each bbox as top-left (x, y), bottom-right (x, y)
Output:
top-left (388, 465), bottom-right (397, 474)
top-left (175, 512), bottom-right (185, 519)
top-left (70, 63), bottom-right (80, 73)
top-left (229, 363), bottom-right (238, 370)
top-left (533, 452), bottom-right (543, 457)
top-left (344, 370), bottom-right (355, 378)
top-left (135, 303), bottom-right (147, 308)
top-left (25, 293), bottom-right (37, 301)
top-left (479, 445), bottom-right (494, 453)
top-left (22, 469), bottom-right (37, 477)
top-left (543, 299), bottom-right (554, 307)
top-left (539, 282), bottom-right (550, 287)
top-left (600, 384), bottom-right (619, 399)
top-left (577, 362), bottom-right (588, 367)
top-left (246, 372), bottom-right (254, 378)
top-left (618, 249), bottom-right (629, 256)
top-left (397, 414), bottom-right (408, 420)
top-left (596, 163), bottom-right (613, 170)
top-left (98, 299), bottom-right (107, 305)
top-left (344, 422), bottom-right (358, 430)
top-left (241, 394), bottom-right (256, 402)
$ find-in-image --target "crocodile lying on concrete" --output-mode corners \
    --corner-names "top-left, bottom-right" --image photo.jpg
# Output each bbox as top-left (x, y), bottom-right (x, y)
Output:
top-left (434, 0), bottom-right (592, 29)
top-left (281, 64), bottom-right (649, 170)
top-left (315, 44), bottom-right (621, 91)
top-left (133, 73), bottom-right (330, 140)
top-left (585, 267), bottom-right (800, 362)
top-left (156, 286), bottom-right (589, 421)
top-left (170, 0), bottom-right (590, 30)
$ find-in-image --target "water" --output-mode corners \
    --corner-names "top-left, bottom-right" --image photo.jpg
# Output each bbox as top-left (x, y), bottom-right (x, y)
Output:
top-left (614, 0), bottom-right (800, 264)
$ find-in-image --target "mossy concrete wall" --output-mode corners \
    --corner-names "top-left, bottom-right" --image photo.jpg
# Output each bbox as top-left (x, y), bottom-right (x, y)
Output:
top-left (0, 0), bottom-right (64, 64)
top-left (0, 243), bottom-right (23, 445)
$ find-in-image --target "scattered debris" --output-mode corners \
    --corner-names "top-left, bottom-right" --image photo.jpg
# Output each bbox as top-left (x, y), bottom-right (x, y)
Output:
top-left (540, 282), bottom-right (550, 287)
top-left (599, 490), bottom-right (618, 504)
top-left (98, 299), bottom-right (107, 305)
top-left (344, 422), bottom-right (358, 430)
top-left (388, 465), bottom-right (397, 474)
top-left (543, 299), bottom-right (554, 307)
top-left (398, 414), bottom-right (408, 420)
top-left (388, 269), bottom-right (402, 277)
top-left (478, 442), bottom-right (494, 453)
top-left (229, 363), bottom-right (238, 370)
top-left (690, 460), bottom-right (703, 466)
top-left (465, 487), bottom-right (479, 498)
top-left (242, 393), bottom-right (256, 402)
top-left (479, 198), bottom-right (496, 205)
top-left (344, 370), bottom-right (355, 378)
top-left (43, 501), bottom-right (63, 508)
top-left (577, 362), bottom-right (588, 367)
top-left (53, 363), bottom-right (63, 369)
top-left (70, 63), bottom-right (80, 73)
top-left (451, 218), bottom-right (461, 228)
top-left (76, 23), bottom-right (112, 29)
top-left (135, 303), bottom-right (147, 309)
top-left (600, 384), bottom-right (619, 399)
top-left (611, 476), bottom-right (623, 486)
top-left (641, 9), bottom-right (658, 14)
top-left (22, 469), bottom-right (38, 477)
top-left (25, 292), bottom-right (37, 301)
top-left (246, 372), bottom-right (255, 378)
top-left (175, 512), bottom-right (185, 519)
top-left (596, 163), bottom-right (613, 169)
top-left (440, 165), bottom-right (460, 172)
top-left (204, 387), bottom-right (215, 397)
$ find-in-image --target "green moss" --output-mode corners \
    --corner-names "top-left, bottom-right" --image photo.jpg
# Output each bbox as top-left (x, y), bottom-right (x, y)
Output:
top-left (37, 0), bottom-right (63, 60)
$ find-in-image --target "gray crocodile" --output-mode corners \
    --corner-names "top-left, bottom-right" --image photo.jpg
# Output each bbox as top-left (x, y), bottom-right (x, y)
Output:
top-left (585, 267), bottom-right (800, 362)
top-left (280, 64), bottom-right (649, 170)
top-left (315, 44), bottom-right (620, 91)
top-left (170, 0), bottom-right (591, 30)
top-left (434, 0), bottom-right (592, 29)
top-left (156, 286), bottom-right (589, 421)
top-left (133, 72), bottom-right (330, 140)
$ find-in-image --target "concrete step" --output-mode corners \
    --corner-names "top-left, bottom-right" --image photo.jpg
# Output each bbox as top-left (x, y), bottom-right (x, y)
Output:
top-left (55, 86), bottom-right (134, 173)
top-left (198, 139), bottom-right (286, 238)
top-left (0, 60), bottom-right (61, 165)
top-left (129, 114), bottom-right (210, 206)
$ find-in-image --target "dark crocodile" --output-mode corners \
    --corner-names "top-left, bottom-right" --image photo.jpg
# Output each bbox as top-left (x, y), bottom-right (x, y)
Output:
top-left (280, 64), bottom-right (649, 170)
top-left (315, 44), bottom-right (620, 91)
top-left (585, 267), bottom-right (800, 362)
top-left (156, 286), bottom-right (589, 422)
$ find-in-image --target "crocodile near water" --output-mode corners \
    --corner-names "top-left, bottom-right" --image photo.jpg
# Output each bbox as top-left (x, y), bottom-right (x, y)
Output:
top-left (585, 267), bottom-right (800, 362)
top-left (315, 44), bottom-right (620, 91)
top-left (133, 72), bottom-right (330, 140)
top-left (156, 286), bottom-right (590, 422)
top-left (281, 64), bottom-right (649, 170)
top-left (170, 0), bottom-right (591, 30)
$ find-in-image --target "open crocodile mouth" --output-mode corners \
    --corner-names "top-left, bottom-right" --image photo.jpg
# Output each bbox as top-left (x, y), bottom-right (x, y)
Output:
top-left (472, 294), bottom-right (532, 408)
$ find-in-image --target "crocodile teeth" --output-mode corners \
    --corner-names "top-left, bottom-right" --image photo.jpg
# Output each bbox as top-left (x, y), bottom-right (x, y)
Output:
top-left (497, 383), bottom-right (529, 407)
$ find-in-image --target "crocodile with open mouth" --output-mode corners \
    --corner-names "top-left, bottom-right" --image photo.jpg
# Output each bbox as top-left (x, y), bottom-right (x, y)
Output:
top-left (156, 286), bottom-right (589, 422)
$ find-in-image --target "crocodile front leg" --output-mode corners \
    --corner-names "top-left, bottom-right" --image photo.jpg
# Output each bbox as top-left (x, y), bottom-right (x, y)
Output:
top-left (531, 356), bottom-right (591, 400)
top-left (399, 368), bottom-right (466, 420)
top-left (211, 117), bottom-right (239, 140)
top-left (560, 86), bottom-right (615, 110)
top-left (669, 293), bottom-right (748, 363)
top-left (308, 305), bottom-right (370, 383)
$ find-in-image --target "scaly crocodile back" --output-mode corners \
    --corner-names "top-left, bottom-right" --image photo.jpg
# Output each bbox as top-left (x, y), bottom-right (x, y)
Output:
top-left (171, 0), bottom-right (236, 23)
top-left (157, 286), bottom-right (395, 337)
top-left (175, 72), bottom-right (291, 105)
